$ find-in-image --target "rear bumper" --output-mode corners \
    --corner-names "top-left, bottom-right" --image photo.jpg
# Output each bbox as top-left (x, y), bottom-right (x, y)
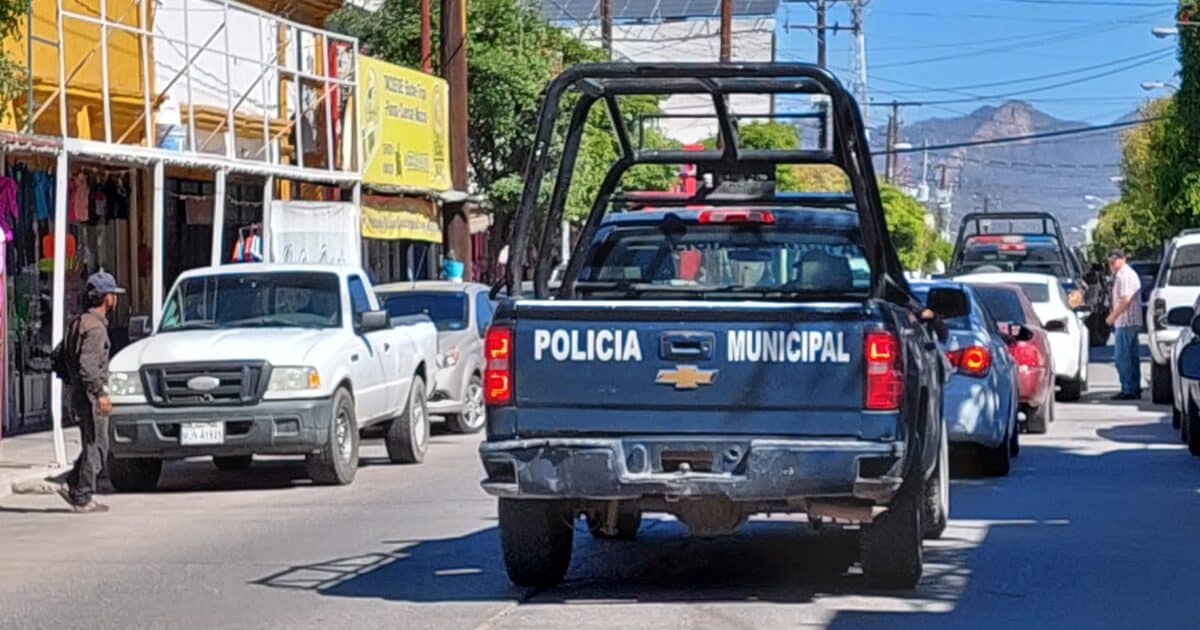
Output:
top-left (479, 436), bottom-right (907, 504)
top-left (108, 398), bottom-right (334, 459)
top-left (1017, 365), bottom-right (1050, 406)
top-left (943, 378), bottom-right (1007, 448)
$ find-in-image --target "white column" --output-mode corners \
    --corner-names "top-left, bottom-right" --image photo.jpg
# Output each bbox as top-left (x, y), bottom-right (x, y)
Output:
top-left (352, 182), bottom-right (362, 267)
top-left (262, 176), bottom-right (274, 261)
top-left (211, 170), bottom-right (226, 266)
top-left (152, 160), bottom-right (164, 326)
top-left (50, 152), bottom-right (68, 467)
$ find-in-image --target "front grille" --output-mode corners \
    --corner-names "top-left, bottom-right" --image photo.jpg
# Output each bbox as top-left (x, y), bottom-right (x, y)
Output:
top-left (141, 362), bottom-right (267, 407)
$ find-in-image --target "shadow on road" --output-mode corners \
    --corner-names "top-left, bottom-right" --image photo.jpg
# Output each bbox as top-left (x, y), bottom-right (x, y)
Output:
top-left (250, 418), bottom-right (1200, 626)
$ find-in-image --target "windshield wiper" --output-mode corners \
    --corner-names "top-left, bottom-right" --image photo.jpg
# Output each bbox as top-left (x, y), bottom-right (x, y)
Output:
top-left (160, 322), bottom-right (220, 332)
top-left (230, 316), bottom-right (316, 328)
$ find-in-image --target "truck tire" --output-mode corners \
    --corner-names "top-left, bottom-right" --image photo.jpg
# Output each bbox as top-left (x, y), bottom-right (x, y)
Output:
top-left (922, 431), bottom-right (949, 540)
top-left (108, 456), bottom-right (162, 492)
top-left (861, 478), bottom-right (923, 589)
top-left (306, 388), bottom-right (359, 485)
top-left (587, 507), bottom-right (642, 541)
top-left (213, 455), bottom-right (252, 471)
top-left (445, 373), bottom-right (486, 434)
top-left (1188, 402), bottom-right (1200, 457)
top-left (1174, 404), bottom-right (1183, 430)
top-left (1152, 362), bottom-right (1173, 405)
top-left (498, 498), bottom-right (575, 588)
top-left (1058, 375), bottom-right (1082, 402)
top-left (980, 439), bottom-right (1011, 477)
top-left (1026, 399), bottom-right (1051, 435)
top-left (386, 375), bottom-right (429, 464)
top-left (1010, 420), bottom-right (1020, 457)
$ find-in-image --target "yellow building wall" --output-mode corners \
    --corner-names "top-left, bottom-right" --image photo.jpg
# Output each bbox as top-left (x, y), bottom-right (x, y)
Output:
top-left (2, 0), bottom-right (155, 141)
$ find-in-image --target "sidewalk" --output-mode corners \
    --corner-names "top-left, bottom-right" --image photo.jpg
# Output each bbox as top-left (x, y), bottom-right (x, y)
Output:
top-left (0, 429), bottom-right (77, 498)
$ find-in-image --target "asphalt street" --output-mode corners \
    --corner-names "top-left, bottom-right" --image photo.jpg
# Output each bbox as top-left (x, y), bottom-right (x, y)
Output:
top-left (0, 359), bottom-right (1196, 629)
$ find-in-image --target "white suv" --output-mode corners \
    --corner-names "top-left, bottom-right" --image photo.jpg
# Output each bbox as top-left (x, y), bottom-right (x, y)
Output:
top-left (1149, 231), bottom-right (1200, 404)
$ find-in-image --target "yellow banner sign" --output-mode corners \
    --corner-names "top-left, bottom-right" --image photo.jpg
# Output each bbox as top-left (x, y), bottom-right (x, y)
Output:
top-left (361, 195), bottom-right (442, 243)
top-left (358, 56), bottom-right (451, 191)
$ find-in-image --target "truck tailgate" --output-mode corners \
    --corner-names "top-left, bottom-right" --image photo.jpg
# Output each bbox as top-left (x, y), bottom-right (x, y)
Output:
top-left (511, 300), bottom-right (891, 438)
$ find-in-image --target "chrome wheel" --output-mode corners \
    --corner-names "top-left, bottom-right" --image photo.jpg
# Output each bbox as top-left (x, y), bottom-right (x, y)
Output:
top-left (463, 381), bottom-right (486, 430)
top-left (412, 390), bottom-right (429, 452)
top-left (335, 408), bottom-right (353, 462)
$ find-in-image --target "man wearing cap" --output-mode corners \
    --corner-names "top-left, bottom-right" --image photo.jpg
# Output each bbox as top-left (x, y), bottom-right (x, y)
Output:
top-left (1106, 249), bottom-right (1143, 400)
top-left (57, 271), bottom-right (124, 513)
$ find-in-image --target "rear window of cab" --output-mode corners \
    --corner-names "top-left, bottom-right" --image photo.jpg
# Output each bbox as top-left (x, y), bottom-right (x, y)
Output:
top-left (580, 217), bottom-right (871, 296)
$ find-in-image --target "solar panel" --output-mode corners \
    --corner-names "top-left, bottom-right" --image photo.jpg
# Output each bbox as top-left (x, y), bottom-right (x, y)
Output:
top-left (537, 0), bottom-right (780, 22)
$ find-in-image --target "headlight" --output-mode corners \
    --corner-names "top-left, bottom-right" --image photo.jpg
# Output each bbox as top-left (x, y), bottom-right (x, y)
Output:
top-left (267, 366), bottom-right (321, 392)
top-left (108, 372), bottom-right (143, 397)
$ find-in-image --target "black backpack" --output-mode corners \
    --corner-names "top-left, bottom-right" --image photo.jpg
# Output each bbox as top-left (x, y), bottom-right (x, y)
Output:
top-left (50, 314), bottom-right (85, 381)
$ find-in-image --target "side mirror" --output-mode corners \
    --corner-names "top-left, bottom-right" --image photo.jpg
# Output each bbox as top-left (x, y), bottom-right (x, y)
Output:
top-left (1169, 306), bottom-right (1196, 327)
top-left (1043, 318), bottom-right (1068, 333)
top-left (1179, 341), bottom-right (1200, 380)
top-left (357, 310), bottom-right (390, 334)
top-left (128, 315), bottom-right (151, 341)
top-left (926, 287), bottom-right (970, 320)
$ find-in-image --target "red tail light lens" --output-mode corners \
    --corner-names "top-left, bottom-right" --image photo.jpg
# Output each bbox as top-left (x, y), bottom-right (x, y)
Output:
top-left (865, 331), bottom-right (903, 411)
top-left (697, 209), bottom-right (775, 224)
top-left (484, 326), bottom-right (513, 405)
top-left (946, 345), bottom-right (991, 377)
top-left (1010, 340), bottom-right (1044, 367)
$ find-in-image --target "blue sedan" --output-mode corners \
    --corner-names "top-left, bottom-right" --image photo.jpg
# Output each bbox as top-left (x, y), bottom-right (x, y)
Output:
top-left (913, 281), bottom-right (1021, 476)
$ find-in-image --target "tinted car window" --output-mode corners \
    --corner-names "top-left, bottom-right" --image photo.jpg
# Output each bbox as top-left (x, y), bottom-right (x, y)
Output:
top-left (911, 286), bottom-right (972, 330)
top-left (347, 276), bottom-right (373, 316)
top-left (581, 222), bottom-right (870, 297)
top-left (383, 292), bottom-right (469, 331)
top-left (1014, 282), bottom-right (1051, 304)
top-left (475, 294), bottom-right (494, 336)
top-left (160, 272), bottom-right (342, 330)
top-left (1169, 245), bottom-right (1200, 286)
top-left (972, 285), bottom-right (1033, 325)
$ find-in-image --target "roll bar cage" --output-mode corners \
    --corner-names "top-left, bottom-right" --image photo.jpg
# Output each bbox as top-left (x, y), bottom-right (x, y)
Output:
top-left (950, 211), bottom-right (1081, 278)
top-left (503, 63), bottom-right (910, 302)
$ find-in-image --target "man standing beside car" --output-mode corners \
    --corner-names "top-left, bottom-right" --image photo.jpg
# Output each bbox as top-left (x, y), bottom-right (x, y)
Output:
top-left (1106, 249), bottom-right (1144, 400)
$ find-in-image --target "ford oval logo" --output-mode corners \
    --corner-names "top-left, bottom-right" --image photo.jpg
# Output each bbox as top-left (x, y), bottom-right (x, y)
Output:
top-left (187, 376), bottom-right (221, 392)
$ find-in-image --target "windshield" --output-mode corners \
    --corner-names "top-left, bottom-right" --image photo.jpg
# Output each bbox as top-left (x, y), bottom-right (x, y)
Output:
top-left (381, 292), bottom-right (468, 331)
top-left (1169, 245), bottom-right (1200, 286)
top-left (577, 221), bottom-right (870, 298)
top-left (971, 285), bottom-right (1033, 325)
top-left (160, 272), bottom-right (342, 331)
top-left (958, 237), bottom-right (1068, 277)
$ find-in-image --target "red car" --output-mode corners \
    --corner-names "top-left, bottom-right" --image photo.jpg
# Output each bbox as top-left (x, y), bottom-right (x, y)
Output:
top-left (969, 283), bottom-right (1056, 434)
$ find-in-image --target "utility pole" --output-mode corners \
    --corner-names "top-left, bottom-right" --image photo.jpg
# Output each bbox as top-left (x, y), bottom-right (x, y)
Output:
top-left (720, 0), bottom-right (732, 62)
top-left (441, 0), bottom-right (471, 278)
top-left (850, 0), bottom-right (869, 126)
top-left (816, 0), bottom-right (827, 68)
top-left (885, 101), bottom-right (898, 183)
top-left (601, 0), bottom-right (613, 59)
top-left (983, 195), bottom-right (991, 213)
top-left (420, 0), bottom-right (432, 72)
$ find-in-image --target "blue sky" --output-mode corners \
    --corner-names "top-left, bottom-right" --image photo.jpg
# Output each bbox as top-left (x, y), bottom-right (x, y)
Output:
top-left (778, 0), bottom-right (1181, 124)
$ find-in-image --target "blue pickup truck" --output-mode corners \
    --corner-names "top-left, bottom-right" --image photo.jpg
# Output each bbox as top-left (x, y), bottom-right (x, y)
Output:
top-left (479, 64), bottom-right (955, 590)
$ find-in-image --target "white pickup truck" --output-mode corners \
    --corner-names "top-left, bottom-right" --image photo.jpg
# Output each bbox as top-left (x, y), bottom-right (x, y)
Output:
top-left (105, 264), bottom-right (439, 490)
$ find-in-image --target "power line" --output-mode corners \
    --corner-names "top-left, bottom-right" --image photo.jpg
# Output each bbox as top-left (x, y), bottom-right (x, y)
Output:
top-left (881, 116), bottom-right (1162, 154)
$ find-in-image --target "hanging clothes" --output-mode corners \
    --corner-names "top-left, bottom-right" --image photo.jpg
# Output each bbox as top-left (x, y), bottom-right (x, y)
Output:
top-left (0, 176), bottom-right (18, 242)
top-left (69, 174), bottom-right (89, 223)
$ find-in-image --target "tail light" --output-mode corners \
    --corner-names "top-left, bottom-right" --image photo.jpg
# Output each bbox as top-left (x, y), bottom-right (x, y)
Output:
top-left (865, 331), bottom-right (903, 411)
top-left (1010, 340), bottom-right (1045, 368)
top-left (697, 209), bottom-right (775, 224)
top-left (484, 325), bottom-right (513, 405)
top-left (946, 345), bottom-right (991, 377)
top-left (1154, 298), bottom-right (1167, 327)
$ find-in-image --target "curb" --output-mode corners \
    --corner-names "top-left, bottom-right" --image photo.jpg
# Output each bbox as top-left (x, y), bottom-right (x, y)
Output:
top-left (2, 466), bottom-right (72, 500)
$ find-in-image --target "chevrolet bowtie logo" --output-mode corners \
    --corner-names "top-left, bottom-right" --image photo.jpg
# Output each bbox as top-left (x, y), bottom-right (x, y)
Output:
top-left (655, 364), bottom-right (718, 390)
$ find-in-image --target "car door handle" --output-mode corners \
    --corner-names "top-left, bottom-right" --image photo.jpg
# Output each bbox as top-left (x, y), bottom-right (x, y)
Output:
top-left (384, 343), bottom-right (392, 352)
top-left (351, 354), bottom-right (360, 362)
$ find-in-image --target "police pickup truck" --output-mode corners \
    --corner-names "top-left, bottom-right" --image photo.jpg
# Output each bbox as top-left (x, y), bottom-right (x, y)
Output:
top-left (478, 64), bottom-right (956, 590)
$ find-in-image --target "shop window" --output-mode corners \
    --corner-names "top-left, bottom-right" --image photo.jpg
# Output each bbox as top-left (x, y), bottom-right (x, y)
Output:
top-left (164, 178), bottom-right (215, 290)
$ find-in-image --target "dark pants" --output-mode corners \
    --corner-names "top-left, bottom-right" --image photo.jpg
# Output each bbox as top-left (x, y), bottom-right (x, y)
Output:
top-left (65, 393), bottom-right (108, 506)
top-left (1113, 325), bottom-right (1142, 396)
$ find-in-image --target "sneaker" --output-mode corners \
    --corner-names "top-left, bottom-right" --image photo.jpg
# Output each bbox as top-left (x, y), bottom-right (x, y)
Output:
top-left (54, 484), bottom-right (75, 507)
top-left (71, 500), bottom-right (109, 514)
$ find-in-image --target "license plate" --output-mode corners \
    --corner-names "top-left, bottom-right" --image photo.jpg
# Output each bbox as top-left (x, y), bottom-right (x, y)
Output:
top-left (180, 422), bottom-right (224, 446)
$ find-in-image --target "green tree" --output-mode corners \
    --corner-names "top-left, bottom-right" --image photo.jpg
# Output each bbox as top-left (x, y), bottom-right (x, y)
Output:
top-left (879, 183), bottom-right (942, 272)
